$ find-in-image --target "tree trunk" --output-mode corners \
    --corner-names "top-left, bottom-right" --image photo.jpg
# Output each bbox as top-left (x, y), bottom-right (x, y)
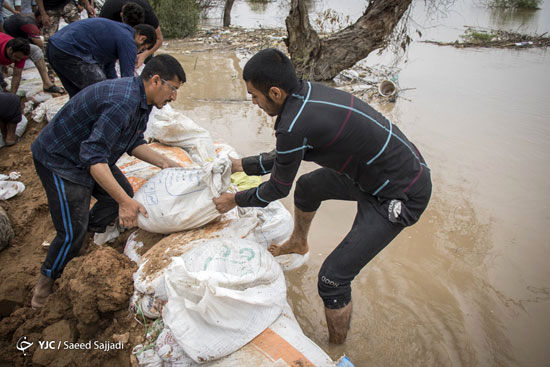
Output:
top-left (223, 0), bottom-right (235, 27)
top-left (285, 0), bottom-right (412, 80)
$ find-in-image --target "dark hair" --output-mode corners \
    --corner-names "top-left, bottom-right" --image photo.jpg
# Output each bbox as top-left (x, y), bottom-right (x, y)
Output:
top-left (133, 24), bottom-right (157, 49)
top-left (141, 54), bottom-right (186, 83)
top-left (243, 48), bottom-right (299, 97)
top-left (6, 38), bottom-right (31, 56)
top-left (122, 2), bottom-right (145, 27)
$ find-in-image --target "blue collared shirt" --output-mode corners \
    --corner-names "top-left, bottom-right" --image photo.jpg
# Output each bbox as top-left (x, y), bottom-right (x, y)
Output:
top-left (31, 77), bottom-right (151, 188)
top-left (49, 18), bottom-right (137, 79)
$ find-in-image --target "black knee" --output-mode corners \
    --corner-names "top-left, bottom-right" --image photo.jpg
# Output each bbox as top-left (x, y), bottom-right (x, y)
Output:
top-left (294, 173), bottom-right (322, 212)
top-left (318, 264), bottom-right (352, 309)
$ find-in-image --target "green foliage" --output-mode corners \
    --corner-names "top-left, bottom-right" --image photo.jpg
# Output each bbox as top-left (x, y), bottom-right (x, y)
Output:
top-left (489, 0), bottom-right (542, 9)
top-left (150, 0), bottom-right (200, 38)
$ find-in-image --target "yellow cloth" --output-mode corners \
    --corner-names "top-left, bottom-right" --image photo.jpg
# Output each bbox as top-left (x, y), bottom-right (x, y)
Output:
top-left (231, 172), bottom-right (262, 191)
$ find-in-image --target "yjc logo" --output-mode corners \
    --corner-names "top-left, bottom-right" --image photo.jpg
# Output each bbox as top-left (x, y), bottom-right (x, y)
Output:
top-left (16, 336), bottom-right (33, 356)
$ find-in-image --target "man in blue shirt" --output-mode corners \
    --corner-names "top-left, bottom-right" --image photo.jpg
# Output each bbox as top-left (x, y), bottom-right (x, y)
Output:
top-left (30, 54), bottom-right (186, 308)
top-left (46, 17), bottom-right (156, 97)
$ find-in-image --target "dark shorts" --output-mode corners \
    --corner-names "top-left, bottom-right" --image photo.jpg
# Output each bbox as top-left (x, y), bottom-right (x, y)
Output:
top-left (0, 92), bottom-right (22, 125)
top-left (294, 167), bottom-right (431, 309)
top-left (46, 43), bottom-right (107, 98)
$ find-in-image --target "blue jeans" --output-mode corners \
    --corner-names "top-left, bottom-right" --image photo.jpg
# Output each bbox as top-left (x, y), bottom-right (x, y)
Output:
top-left (33, 158), bottom-right (133, 279)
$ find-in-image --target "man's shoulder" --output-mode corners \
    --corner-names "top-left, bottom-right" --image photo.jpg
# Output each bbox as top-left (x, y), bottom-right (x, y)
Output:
top-left (85, 78), bottom-right (142, 108)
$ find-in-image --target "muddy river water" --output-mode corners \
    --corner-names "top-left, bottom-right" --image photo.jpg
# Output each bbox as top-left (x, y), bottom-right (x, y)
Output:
top-left (162, 1), bottom-right (549, 365)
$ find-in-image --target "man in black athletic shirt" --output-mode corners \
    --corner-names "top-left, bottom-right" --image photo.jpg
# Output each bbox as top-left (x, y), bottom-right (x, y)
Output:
top-left (213, 48), bottom-right (432, 344)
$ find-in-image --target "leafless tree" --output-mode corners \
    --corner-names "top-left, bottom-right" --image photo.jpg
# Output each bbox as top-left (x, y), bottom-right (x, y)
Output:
top-left (285, 0), bottom-right (413, 80)
top-left (223, 0), bottom-right (235, 27)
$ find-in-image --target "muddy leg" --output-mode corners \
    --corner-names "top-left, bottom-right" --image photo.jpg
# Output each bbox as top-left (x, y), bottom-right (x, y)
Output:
top-left (325, 300), bottom-right (352, 344)
top-left (268, 207), bottom-right (314, 256)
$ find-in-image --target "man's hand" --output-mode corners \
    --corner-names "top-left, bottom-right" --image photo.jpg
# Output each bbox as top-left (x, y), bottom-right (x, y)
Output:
top-left (119, 198), bottom-right (148, 228)
top-left (86, 5), bottom-right (96, 17)
top-left (161, 157), bottom-right (183, 169)
top-left (213, 192), bottom-right (237, 213)
top-left (230, 156), bottom-right (243, 173)
top-left (42, 14), bottom-right (51, 27)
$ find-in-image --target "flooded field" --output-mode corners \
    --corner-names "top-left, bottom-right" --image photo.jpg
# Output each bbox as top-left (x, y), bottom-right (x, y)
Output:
top-left (163, 0), bottom-right (549, 365)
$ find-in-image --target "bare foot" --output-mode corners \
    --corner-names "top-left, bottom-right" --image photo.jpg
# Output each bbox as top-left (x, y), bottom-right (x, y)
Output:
top-left (268, 238), bottom-right (309, 257)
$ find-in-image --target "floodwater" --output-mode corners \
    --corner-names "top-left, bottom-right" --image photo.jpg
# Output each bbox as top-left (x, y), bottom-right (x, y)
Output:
top-left (165, 1), bottom-right (550, 366)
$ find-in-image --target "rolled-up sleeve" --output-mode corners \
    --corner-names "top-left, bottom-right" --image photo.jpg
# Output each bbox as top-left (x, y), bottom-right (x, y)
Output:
top-left (235, 132), bottom-right (306, 207)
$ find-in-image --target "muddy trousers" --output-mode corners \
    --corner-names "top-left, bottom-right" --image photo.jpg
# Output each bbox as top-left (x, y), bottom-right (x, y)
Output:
top-left (294, 168), bottom-right (429, 309)
top-left (33, 159), bottom-right (133, 279)
top-left (46, 43), bottom-right (107, 98)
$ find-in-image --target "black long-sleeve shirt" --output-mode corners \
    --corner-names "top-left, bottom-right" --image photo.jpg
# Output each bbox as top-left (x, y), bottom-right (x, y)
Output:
top-left (235, 81), bottom-right (429, 208)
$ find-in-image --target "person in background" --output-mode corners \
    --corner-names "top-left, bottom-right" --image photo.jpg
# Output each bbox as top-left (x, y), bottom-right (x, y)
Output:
top-left (100, 0), bottom-right (162, 68)
top-left (0, 90), bottom-right (22, 146)
top-left (30, 54), bottom-right (186, 308)
top-left (3, 13), bottom-right (64, 93)
top-left (19, 0), bottom-right (36, 16)
top-left (0, 35), bottom-right (29, 94)
top-left (36, 0), bottom-right (95, 42)
top-left (46, 17), bottom-right (156, 97)
top-left (1, 0), bottom-right (20, 19)
top-left (213, 48), bottom-right (432, 344)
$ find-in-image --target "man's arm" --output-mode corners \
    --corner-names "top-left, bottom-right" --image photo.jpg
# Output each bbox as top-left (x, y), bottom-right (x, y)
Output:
top-left (130, 144), bottom-right (183, 169)
top-left (80, 0), bottom-right (95, 17)
top-left (4, 2), bottom-right (20, 14)
top-left (10, 67), bottom-right (23, 94)
top-left (36, 0), bottom-right (51, 27)
top-left (135, 26), bottom-right (163, 68)
top-left (90, 163), bottom-right (147, 228)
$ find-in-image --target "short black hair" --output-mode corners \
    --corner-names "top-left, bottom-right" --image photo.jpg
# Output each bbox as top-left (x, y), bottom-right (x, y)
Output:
top-left (134, 24), bottom-right (157, 49)
top-left (122, 2), bottom-right (145, 27)
top-left (141, 54), bottom-right (186, 84)
top-left (6, 38), bottom-right (31, 56)
top-left (243, 48), bottom-right (299, 97)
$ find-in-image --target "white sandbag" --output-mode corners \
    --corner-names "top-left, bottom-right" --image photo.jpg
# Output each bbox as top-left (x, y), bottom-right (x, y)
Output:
top-left (155, 327), bottom-right (194, 365)
top-left (134, 154), bottom-right (232, 234)
top-left (31, 95), bottom-right (69, 122)
top-left (237, 203), bottom-right (308, 271)
top-left (147, 105), bottom-right (216, 164)
top-left (133, 344), bottom-right (163, 367)
top-left (117, 142), bottom-right (195, 193)
top-left (162, 238), bottom-right (286, 363)
top-left (0, 181), bottom-right (25, 200)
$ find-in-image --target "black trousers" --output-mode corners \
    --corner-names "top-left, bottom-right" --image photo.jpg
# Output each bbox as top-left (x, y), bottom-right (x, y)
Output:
top-left (46, 43), bottom-right (106, 98)
top-left (33, 159), bottom-right (133, 279)
top-left (294, 168), bottom-right (431, 309)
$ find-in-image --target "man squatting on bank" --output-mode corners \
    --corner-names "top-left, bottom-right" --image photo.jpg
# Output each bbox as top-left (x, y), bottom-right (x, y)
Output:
top-left (30, 54), bottom-right (186, 308)
top-left (213, 48), bottom-right (432, 344)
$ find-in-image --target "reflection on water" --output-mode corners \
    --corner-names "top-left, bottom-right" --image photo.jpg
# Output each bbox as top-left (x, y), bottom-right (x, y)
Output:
top-left (162, 1), bottom-right (550, 365)
top-left (488, 6), bottom-right (541, 29)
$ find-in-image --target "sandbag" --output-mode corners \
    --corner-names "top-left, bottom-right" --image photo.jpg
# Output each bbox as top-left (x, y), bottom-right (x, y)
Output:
top-left (134, 154), bottom-right (232, 234)
top-left (147, 105), bottom-right (216, 164)
top-left (162, 238), bottom-right (286, 363)
top-left (117, 142), bottom-right (195, 193)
